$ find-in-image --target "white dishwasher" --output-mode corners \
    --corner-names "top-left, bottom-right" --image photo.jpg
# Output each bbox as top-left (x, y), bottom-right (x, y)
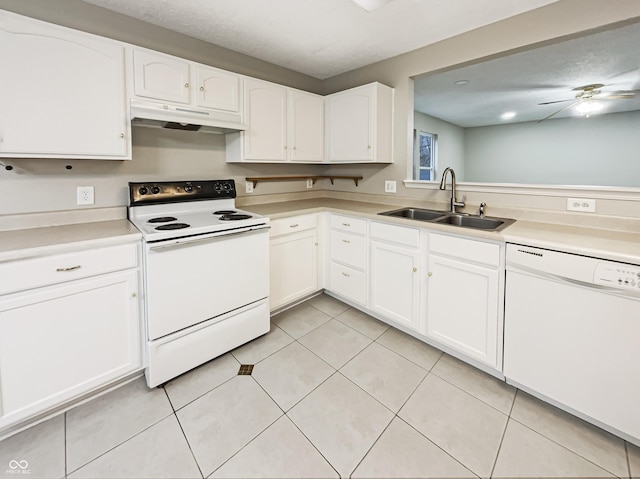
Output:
top-left (504, 243), bottom-right (640, 445)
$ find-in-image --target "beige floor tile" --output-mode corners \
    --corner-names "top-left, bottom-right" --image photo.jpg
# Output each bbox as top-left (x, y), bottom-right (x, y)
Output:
top-left (307, 293), bottom-right (349, 317)
top-left (271, 303), bottom-right (331, 339)
top-left (629, 442), bottom-right (640, 478)
top-left (493, 419), bottom-right (615, 478)
top-left (68, 415), bottom-right (200, 479)
top-left (252, 342), bottom-right (334, 411)
top-left (210, 416), bottom-right (338, 478)
top-left (288, 373), bottom-right (394, 478)
top-left (376, 327), bottom-right (442, 370)
top-left (0, 415), bottom-right (65, 479)
top-left (176, 376), bottom-right (282, 477)
top-left (510, 391), bottom-right (628, 477)
top-left (398, 373), bottom-right (507, 478)
top-left (66, 378), bottom-right (173, 473)
top-left (164, 352), bottom-right (240, 410)
top-left (334, 308), bottom-right (389, 339)
top-left (231, 323), bottom-right (293, 365)
top-left (298, 319), bottom-right (372, 369)
top-left (432, 354), bottom-right (516, 414)
top-left (352, 417), bottom-right (476, 478)
top-left (341, 342), bottom-right (426, 412)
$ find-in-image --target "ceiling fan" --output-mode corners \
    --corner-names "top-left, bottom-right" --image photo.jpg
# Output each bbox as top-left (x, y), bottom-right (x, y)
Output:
top-left (537, 83), bottom-right (638, 122)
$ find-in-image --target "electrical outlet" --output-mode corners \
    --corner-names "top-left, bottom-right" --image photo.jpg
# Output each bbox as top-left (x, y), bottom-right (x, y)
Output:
top-left (245, 181), bottom-right (254, 194)
top-left (306, 179), bottom-right (313, 189)
top-left (567, 197), bottom-right (596, 212)
top-left (384, 180), bottom-right (396, 193)
top-left (77, 186), bottom-right (94, 205)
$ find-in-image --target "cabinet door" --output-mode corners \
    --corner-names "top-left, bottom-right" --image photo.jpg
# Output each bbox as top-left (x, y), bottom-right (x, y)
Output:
top-left (426, 254), bottom-right (499, 368)
top-left (244, 79), bottom-right (288, 161)
top-left (0, 270), bottom-right (141, 428)
top-left (325, 87), bottom-right (373, 162)
top-left (289, 90), bottom-right (324, 163)
top-left (196, 65), bottom-right (241, 112)
top-left (370, 241), bottom-right (420, 331)
top-left (0, 12), bottom-right (128, 158)
top-left (133, 49), bottom-right (191, 104)
top-left (270, 229), bottom-right (319, 310)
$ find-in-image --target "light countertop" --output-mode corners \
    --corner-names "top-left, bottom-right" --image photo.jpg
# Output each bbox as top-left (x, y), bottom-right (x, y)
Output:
top-left (245, 198), bottom-right (640, 264)
top-left (0, 219), bottom-right (141, 262)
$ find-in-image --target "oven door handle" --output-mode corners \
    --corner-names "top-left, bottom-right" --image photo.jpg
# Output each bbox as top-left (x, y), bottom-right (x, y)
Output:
top-left (148, 225), bottom-right (270, 251)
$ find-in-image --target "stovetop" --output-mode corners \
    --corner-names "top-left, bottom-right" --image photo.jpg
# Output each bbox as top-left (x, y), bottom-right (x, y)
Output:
top-left (128, 180), bottom-right (268, 242)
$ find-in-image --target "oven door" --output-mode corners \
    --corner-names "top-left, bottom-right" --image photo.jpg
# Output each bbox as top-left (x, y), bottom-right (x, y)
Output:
top-left (144, 226), bottom-right (269, 340)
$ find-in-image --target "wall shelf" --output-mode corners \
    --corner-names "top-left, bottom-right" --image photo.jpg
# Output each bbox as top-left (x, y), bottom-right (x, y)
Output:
top-left (245, 175), bottom-right (363, 189)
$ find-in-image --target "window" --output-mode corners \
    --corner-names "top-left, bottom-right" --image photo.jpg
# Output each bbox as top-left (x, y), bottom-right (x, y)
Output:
top-left (413, 130), bottom-right (437, 181)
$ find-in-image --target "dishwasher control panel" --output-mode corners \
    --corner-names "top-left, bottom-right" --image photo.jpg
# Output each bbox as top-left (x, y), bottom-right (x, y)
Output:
top-left (594, 262), bottom-right (640, 292)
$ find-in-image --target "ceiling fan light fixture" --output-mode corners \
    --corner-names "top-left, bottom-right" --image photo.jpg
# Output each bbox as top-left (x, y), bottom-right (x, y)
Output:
top-left (575, 100), bottom-right (604, 114)
top-left (350, 0), bottom-right (396, 12)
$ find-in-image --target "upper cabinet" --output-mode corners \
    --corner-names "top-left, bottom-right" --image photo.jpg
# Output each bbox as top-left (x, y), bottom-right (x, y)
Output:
top-left (226, 78), bottom-right (324, 163)
top-left (132, 49), bottom-right (242, 114)
top-left (325, 82), bottom-right (394, 163)
top-left (0, 11), bottom-right (130, 159)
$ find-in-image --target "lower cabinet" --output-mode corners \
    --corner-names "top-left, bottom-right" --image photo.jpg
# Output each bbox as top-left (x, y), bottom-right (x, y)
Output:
top-left (0, 244), bottom-right (142, 431)
top-left (269, 214), bottom-right (321, 310)
top-left (425, 233), bottom-right (503, 369)
top-left (369, 222), bottom-right (421, 331)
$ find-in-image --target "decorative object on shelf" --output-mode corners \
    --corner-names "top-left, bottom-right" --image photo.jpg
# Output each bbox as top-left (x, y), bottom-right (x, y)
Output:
top-left (245, 175), bottom-right (363, 189)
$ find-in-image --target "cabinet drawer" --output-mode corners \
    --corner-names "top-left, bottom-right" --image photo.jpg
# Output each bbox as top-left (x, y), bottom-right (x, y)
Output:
top-left (0, 243), bottom-right (139, 295)
top-left (370, 221), bottom-right (419, 248)
top-left (329, 262), bottom-right (366, 305)
top-left (270, 214), bottom-right (317, 237)
top-left (330, 231), bottom-right (366, 269)
top-left (329, 214), bottom-right (367, 235)
top-left (429, 233), bottom-right (500, 268)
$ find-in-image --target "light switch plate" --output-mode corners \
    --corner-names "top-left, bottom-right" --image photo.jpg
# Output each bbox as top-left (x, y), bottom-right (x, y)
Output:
top-left (567, 197), bottom-right (596, 212)
top-left (384, 180), bottom-right (396, 193)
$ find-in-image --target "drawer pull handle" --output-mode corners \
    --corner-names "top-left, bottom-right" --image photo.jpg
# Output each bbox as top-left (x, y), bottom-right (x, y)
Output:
top-left (342, 239), bottom-right (350, 244)
top-left (342, 272), bottom-right (350, 277)
top-left (56, 265), bottom-right (81, 272)
top-left (342, 223), bottom-right (351, 227)
top-left (289, 224), bottom-right (299, 228)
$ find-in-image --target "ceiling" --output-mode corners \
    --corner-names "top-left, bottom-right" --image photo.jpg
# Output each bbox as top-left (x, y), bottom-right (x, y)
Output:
top-left (80, 0), bottom-right (558, 80)
top-left (414, 20), bottom-right (640, 127)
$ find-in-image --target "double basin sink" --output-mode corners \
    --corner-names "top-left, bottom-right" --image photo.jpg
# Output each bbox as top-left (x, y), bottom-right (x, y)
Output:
top-left (378, 207), bottom-right (515, 232)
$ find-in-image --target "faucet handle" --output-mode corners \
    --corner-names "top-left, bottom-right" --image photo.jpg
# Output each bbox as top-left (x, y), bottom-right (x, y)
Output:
top-left (479, 202), bottom-right (487, 217)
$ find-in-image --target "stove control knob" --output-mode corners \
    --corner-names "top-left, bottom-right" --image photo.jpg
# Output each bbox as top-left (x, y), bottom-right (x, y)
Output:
top-left (214, 183), bottom-right (222, 192)
top-left (184, 184), bottom-right (194, 193)
top-left (223, 183), bottom-right (231, 191)
top-left (151, 186), bottom-right (161, 194)
top-left (138, 186), bottom-right (149, 195)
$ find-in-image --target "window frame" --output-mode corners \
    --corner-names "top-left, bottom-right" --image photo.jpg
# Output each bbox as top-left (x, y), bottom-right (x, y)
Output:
top-left (413, 129), bottom-right (438, 181)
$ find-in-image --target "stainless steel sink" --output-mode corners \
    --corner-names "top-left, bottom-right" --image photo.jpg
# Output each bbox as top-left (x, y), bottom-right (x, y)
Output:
top-left (378, 207), bottom-right (515, 231)
top-left (378, 207), bottom-right (447, 221)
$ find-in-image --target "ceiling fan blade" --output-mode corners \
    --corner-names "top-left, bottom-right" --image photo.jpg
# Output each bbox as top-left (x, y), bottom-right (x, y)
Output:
top-left (538, 98), bottom-right (574, 105)
top-left (537, 101), bottom-right (579, 123)
top-left (602, 94), bottom-right (636, 99)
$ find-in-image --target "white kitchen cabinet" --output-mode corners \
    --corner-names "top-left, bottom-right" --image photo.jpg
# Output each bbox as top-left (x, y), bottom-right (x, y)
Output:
top-left (132, 49), bottom-right (243, 113)
top-left (269, 214), bottom-right (321, 310)
top-left (0, 10), bottom-right (130, 159)
top-left (369, 222), bottom-right (421, 331)
top-left (324, 82), bottom-right (394, 163)
top-left (0, 244), bottom-right (142, 431)
top-left (327, 214), bottom-right (368, 306)
top-left (226, 79), bottom-right (323, 163)
top-left (425, 233), bottom-right (503, 369)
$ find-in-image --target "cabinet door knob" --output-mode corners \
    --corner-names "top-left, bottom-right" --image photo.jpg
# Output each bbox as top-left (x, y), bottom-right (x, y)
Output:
top-left (428, 272), bottom-right (433, 277)
top-left (413, 267), bottom-right (417, 272)
top-left (119, 133), bottom-right (125, 138)
top-left (184, 82), bottom-right (190, 88)
top-left (200, 86), bottom-right (204, 91)
top-left (131, 292), bottom-right (137, 298)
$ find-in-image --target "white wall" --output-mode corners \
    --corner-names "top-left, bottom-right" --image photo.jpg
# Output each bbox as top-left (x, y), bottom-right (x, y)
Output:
top-left (413, 111), bottom-right (465, 181)
top-left (464, 110), bottom-right (640, 186)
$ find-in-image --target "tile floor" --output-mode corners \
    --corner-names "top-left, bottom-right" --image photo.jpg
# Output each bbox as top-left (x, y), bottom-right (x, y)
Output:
top-left (2, 293), bottom-right (640, 479)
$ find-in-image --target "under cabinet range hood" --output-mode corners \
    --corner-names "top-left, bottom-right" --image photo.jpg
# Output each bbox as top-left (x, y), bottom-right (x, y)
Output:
top-left (130, 99), bottom-right (247, 134)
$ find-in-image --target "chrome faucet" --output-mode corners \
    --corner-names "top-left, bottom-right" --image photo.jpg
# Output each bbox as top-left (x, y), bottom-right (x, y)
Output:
top-left (479, 202), bottom-right (486, 217)
top-left (439, 167), bottom-right (465, 213)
